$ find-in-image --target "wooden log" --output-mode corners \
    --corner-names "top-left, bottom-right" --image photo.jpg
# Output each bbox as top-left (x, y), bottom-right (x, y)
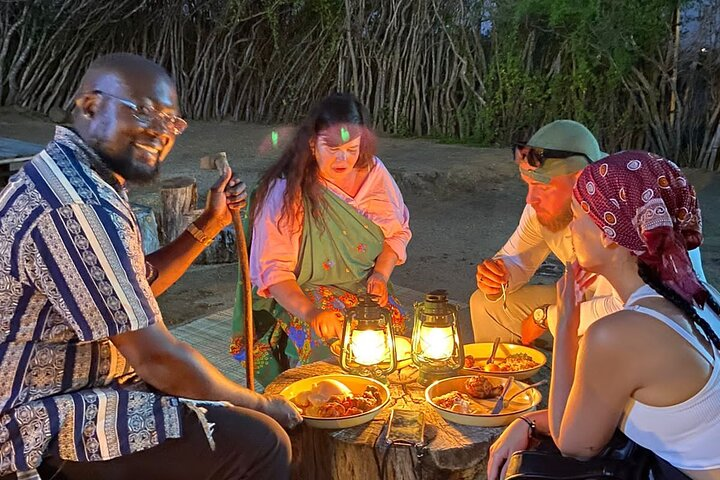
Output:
top-left (265, 361), bottom-right (508, 480)
top-left (159, 176), bottom-right (197, 244)
top-left (131, 203), bottom-right (160, 255)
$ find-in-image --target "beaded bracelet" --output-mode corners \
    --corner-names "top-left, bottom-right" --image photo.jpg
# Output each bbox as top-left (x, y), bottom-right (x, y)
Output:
top-left (517, 416), bottom-right (536, 438)
top-left (187, 222), bottom-right (214, 247)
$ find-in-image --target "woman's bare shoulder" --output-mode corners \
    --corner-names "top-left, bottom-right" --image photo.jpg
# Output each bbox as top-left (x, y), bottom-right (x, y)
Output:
top-left (583, 309), bottom-right (661, 353)
top-left (577, 309), bottom-right (669, 391)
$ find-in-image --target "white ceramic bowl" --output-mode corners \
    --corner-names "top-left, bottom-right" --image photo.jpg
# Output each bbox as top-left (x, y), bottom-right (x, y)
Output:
top-left (462, 342), bottom-right (547, 380)
top-left (426, 375), bottom-right (542, 427)
top-left (279, 374), bottom-right (391, 429)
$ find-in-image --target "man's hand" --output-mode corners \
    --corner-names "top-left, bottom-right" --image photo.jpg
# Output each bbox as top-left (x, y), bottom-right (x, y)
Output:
top-left (258, 394), bottom-right (303, 429)
top-left (309, 309), bottom-right (344, 341)
top-left (366, 271), bottom-right (389, 307)
top-left (143, 168), bottom-right (246, 297)
top-left (204, 167), bottom-right (248, 230)
top-left (521, 313), bottom-right (546, 346)
top-left (476, 258), bottom-right (509, 295)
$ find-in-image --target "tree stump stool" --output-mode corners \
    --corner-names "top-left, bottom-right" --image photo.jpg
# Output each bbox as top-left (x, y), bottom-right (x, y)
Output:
top-left (265, 361), bottom-right (506, 480)
top-left (157, 176), bottom-right (238, 264)
top-left (131, 203), bottom-right (160, 255)
top-left (159, 176), bottom-right (198, 244)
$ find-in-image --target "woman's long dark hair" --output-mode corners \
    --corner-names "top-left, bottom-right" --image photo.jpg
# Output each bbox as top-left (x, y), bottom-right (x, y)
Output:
top-left (637, 261), bottom-right (720, 351)
top-left (250, 93), bottom-right (376, 232)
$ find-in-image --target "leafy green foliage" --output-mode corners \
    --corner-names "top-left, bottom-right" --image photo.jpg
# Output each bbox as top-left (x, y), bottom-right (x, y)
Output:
top-left (462, 0), bottom-right (686, 151)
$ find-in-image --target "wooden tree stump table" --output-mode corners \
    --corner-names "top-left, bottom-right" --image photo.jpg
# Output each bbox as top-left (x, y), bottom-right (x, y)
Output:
top-left (265, 361), bottom-right (506, 480)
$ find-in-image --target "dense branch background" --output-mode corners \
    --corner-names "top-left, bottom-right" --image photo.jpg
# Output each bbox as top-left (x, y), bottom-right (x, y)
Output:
top-left (1, 0), bottom-right (719, 169)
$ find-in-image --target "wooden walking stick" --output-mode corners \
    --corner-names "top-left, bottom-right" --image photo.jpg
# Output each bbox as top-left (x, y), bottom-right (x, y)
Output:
top-left (200, 152), bottom-right (255, 391)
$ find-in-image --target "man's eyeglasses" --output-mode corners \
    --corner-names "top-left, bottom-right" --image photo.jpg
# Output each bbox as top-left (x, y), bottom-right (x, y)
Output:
top-left (88, 90), bottom-right (188, 135)
top-left (512, 142), bottom-right (591, 168)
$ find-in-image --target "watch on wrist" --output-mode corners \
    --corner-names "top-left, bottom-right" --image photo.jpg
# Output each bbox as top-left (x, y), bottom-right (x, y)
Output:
top-left (518, 416), bottom-right (536, 438)
top-left (532, 304), bottom-right (549, 329)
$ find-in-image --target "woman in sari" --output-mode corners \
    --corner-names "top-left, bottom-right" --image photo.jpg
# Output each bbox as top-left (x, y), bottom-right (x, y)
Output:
top-left (230, 93), bottom-right (412, 386)
top-left (487, 151), bottom-right (720, 480)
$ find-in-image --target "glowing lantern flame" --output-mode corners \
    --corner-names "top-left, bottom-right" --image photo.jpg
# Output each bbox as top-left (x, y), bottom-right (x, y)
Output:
top-left (417, 325), bottom-right (455, 361)
top-left (350, 329), bottom-right (388, 366)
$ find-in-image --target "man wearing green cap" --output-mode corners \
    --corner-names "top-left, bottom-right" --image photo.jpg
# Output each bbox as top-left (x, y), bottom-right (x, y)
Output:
top-left (470, 120), bottom-right (706, 345)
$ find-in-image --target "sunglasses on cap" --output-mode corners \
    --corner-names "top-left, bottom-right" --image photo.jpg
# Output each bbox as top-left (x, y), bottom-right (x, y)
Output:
top-left (87, 90), bottom-right (188, 136)
top-left (512, 142), bottom-right (591, 168)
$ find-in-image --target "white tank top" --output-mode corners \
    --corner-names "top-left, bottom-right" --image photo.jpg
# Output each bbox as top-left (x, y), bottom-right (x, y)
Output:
top-left (620, 284), bottom-right (720, 471)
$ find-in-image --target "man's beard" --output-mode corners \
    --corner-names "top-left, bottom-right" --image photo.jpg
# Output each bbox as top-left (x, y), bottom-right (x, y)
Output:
top-left (100, 151), bottom-right (160, 185)
top-left (537, 206), bottom-right (573, 232)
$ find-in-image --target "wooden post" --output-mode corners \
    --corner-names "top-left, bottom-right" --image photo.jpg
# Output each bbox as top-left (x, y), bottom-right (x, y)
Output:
top-left (198, 152), bottom-right (255, 390)
top-left (159, 176), bottom-right (197, 244)
top-left (235, 210), bottom-right (255, 390)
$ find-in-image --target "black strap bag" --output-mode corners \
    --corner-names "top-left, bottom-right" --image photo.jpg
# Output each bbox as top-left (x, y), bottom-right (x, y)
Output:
top-left (503, 430), bottom-right (689, 480)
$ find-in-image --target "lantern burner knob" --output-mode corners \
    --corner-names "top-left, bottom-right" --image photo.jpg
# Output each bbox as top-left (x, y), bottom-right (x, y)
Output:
top-left (353, 293), bottom-right (383, 319)
top-left (424, 289), bottom-right (448, 303)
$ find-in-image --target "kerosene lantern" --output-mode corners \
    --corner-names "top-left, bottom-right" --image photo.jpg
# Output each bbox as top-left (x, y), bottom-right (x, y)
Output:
top-left (340, 294), bottom-right (397, 381)
top-left (411, 289), bottom-right (464, 386)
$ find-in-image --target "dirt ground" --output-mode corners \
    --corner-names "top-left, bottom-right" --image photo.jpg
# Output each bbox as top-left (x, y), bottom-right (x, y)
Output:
top-left (3, 107), bottom-right (720, 326)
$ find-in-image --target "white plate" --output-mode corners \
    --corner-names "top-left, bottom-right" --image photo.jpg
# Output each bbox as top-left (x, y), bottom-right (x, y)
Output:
top-left (426, 375), bottom-right (542, 427)
top-left (462, 343), bottom-right (546, 380)
top-left (280, 374), bottom-right (390, 429)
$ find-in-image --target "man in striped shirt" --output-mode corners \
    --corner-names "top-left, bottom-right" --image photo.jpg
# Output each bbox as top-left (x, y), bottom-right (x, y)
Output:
top-left (0, 53), bottom-right (299, 480)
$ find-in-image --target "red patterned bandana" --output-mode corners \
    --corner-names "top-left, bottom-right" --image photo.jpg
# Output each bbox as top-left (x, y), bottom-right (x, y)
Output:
top-left (573, 150), bottom-right (705, 306)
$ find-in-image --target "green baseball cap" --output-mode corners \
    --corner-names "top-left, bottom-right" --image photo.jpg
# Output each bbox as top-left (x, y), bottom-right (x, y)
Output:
top-left (521, 120), bottom-right (607, 183)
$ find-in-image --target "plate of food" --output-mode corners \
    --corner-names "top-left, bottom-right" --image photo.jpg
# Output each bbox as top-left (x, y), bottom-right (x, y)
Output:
top-left (329, 336), bottom-right (413, 369)
top-left (426, 375), bottom-right (542, 427)
top-left (462, 343), bottom-right (546, 380)
top-left (280, 374), bottom-right (391, 429)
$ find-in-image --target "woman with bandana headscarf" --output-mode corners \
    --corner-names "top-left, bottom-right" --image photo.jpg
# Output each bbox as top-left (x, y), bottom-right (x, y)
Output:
top-left (487, 151), bottom-right (720, 480)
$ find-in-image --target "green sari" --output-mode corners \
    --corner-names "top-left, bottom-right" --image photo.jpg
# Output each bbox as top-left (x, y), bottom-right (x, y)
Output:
top-left (230, 188), bottom-right (409, 386)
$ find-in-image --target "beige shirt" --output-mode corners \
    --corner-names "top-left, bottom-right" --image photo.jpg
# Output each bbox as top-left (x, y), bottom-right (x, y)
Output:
top-left (495, 204), bottom-right (706, 335)
top-left (495, 205), bottom-right (623, 334)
